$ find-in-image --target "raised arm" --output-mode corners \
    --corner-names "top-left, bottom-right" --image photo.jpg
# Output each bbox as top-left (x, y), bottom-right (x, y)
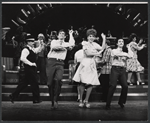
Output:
top-left (34, 42), bottom-right (45, 54)
top-left (101, 33), bottom-right (106, 50)
top-left (68, 30), bottom-right (75, 47)
top-left (62, 30), bottom-right (75, 48)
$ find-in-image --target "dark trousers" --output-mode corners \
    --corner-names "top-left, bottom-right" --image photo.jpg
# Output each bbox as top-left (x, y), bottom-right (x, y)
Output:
top-left (37, 56), bottom-right (47, 84)
top-left (99, 74), bottom-right (109, 101)
top-left (12, 66), bottom-right (40, 101)
top-left (106, 66), bottom-right (128, 106)
top-left (46, 58), bottom-right (64, 104)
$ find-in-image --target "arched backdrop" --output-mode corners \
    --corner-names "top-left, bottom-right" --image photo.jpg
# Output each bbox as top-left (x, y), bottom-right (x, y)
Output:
top-left (2, 3), bottom-right (148, 68)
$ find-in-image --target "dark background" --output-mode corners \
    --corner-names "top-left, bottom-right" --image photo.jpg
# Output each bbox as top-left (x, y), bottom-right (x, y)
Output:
top-left (2, 3), bottom-right (148, 67)
top-left (2, 4), bottom-right (148, 37)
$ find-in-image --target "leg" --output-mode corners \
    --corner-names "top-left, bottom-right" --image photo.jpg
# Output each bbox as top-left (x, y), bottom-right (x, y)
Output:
top-left (84, 85), bottom-right (93, 102)
top-left (27, 68), bottom-right (40, 102)
top-left (53, 64), bottom-right (64, 108)
top-left (99, 74), bottom-right (109, 102)
top-left (78, 83), bottom-right (85, 107)
top-left (77, 84), bottom-right (80, 101)
top-left (84, 85), bottom-right (93, 108)
top-left (46, 59), bottom-right (56, 106)
top-left (136, 72), bottom-right (142, 85)
top-left (79, 83), bottom-right (85, 102)
top-left (106, 67), bottom-right (119, 107)
top-left (40, 57), bottom-right (47, 84)
top-left (119, 68), bottom-right (128, 107)
top-left (10, 78), bottom-right (28, 103)
top-left (127, 72), bottom-right (132, 84)
top-left (48, 84), bottom-right (54, 107)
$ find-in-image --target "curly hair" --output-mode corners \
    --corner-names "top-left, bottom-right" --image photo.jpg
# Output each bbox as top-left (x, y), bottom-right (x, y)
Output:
top-left (128, 33), bottom-right (138, 42)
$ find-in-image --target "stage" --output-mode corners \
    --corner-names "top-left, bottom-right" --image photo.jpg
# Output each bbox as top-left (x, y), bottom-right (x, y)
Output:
top-left (2, 101), bottom-right (148, 121)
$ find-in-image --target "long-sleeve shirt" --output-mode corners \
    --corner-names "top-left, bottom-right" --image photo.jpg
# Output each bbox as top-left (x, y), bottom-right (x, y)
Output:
top-left (47, 36), bottom-right (75, 60)
top-left (111, 48), bottom-right (131, 67)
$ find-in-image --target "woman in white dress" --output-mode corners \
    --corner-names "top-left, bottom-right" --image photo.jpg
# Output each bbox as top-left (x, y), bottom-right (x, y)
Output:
top-left (73, 28), bottom-right (106, 108)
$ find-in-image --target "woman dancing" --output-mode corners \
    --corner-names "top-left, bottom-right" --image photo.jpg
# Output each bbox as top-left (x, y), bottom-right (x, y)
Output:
top-left (73, 28), bottom-right (106, 108)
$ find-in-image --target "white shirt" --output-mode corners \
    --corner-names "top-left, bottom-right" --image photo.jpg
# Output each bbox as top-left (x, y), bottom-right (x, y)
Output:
top-left (111, 48), bottom-right (131, 67)
top-left (47, 38), bottom-right (75, 60)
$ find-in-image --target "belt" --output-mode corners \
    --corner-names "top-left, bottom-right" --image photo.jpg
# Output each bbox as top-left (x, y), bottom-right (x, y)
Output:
top-left (48, 57), bottom-right (64, 62)
top-left (112, 66), bottom-right (125, 69)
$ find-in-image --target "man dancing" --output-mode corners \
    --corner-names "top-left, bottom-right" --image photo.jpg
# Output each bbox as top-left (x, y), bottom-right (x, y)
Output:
top-left (46, 29), bottom-right (75, 109)
top-left (9, 34), bottom-right (44, 104)
top-left (106, 38), bottom-right (132, 110)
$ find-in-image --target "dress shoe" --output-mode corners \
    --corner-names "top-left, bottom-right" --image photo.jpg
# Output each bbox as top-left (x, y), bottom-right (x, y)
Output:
top-left (83, 100), bottom-right (90, 108)
top-left (79, 100), bottom-right (84, 108)
top-left (105, 105), bottom-right (111, 110)
top-left (33, 100), bottom-right (42, 104)
top-left (127, 81), bottom-right (133, 86)
top-left (9, 94), bottom-right (14, 103)
top-left (118, 102), bottom-right (124, 108)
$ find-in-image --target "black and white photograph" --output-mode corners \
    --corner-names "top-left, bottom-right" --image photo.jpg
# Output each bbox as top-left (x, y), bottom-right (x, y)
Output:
top-left (1, 2), bottom-right (148, 121)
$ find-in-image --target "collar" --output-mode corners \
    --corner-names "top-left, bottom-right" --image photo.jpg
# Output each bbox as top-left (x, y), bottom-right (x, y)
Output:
top-left (117, 47), bottom-right (123, 52)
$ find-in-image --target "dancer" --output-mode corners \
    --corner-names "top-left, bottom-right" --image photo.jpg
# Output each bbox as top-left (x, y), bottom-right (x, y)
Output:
top-left (74, 49), bottom-right (84, 102)
top-left (12, 26), bottom-right (27, 69)
top-left (99, 40), bottom-right (112, 102)
top-left (46, 29), bottom-right (75, 109)
top-left (35, 33), bottom-right (47, 85)
top-left (9, 34), bottom-right (44, 104)
top-left (73, 28), bottom-right (106, 108)
top-left (126, 33), bottom-right (146, 85)
top-left (105, 38), bottom-right (132, 110)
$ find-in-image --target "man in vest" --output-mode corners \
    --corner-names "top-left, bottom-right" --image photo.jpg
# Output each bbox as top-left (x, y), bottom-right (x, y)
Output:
top-left (9, 34), bottom-right (44, 104)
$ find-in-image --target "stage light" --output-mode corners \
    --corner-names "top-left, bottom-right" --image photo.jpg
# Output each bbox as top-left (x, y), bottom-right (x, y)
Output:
top-left (11, 19), bottom-right (20, 27)
top-left (133, 13), bottom-right (140, 21)
top-left (132, 13), bottom-right (144, 27)
top-left (21, 9), bottom-right (28, 17)
top-left (125, 8), bottom-right (138, 20)
top-left (17, 17), bottom-right (27, 24)
top-left (47, 4), bottom-right (53, 8)
top-left (27, 5), bottom-right (36, 17)
top-left (115, 5), bottom-right (125, 15)
top-left (140, 20), bottom-right (147, 27)
top-left (36, 4), bottom-right (48, 14)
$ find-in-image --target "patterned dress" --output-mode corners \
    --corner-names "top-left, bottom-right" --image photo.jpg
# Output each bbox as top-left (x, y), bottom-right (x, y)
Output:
top-left (73, 42), bottom-right (102, 85)
top-left (126, 42), bottom-right (144, 72)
